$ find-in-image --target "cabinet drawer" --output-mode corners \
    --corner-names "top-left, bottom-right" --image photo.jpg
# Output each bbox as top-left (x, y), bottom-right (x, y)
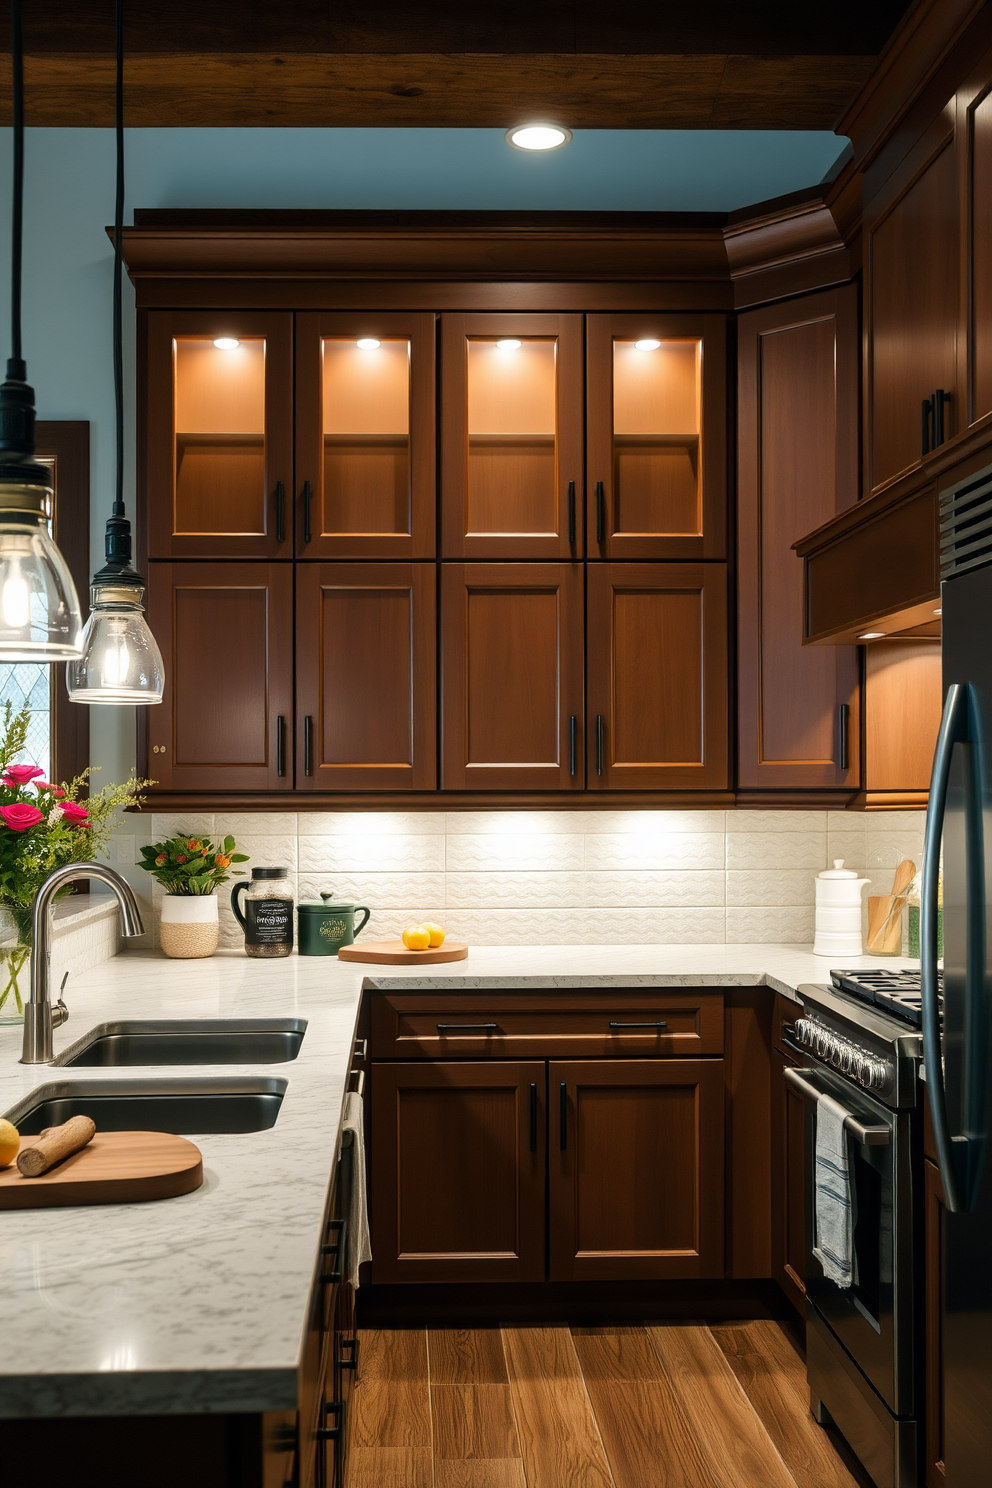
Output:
top-left (370, 990), bottom-right (724, 1059)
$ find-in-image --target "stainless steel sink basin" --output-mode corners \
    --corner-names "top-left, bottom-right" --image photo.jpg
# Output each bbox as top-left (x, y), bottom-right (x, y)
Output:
top-left (53, 1018), bottom-right (307, 1068)
top-left (4, 1076), bottom-right (287, 1135)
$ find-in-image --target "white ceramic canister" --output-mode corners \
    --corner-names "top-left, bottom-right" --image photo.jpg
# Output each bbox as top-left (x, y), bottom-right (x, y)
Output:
top-left (813, 860), bottom-right (871, 958)
top-left (159, 894), bottom-right (220, 959)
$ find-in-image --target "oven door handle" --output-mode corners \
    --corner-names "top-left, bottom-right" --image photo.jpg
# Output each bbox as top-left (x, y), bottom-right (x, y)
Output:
top-left (783, 1067), bottom-right (891, 1146)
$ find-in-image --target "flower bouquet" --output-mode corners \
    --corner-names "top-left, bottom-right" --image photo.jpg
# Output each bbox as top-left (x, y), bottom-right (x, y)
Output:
top-left (0, 702), bottom-right (148, 1020)
top-left (139, 834), bottom-right (248, 958)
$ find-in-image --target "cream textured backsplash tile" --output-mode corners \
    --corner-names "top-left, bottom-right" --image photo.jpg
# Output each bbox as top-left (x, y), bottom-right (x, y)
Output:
top-left (129, 808), bottom-right (928, 947)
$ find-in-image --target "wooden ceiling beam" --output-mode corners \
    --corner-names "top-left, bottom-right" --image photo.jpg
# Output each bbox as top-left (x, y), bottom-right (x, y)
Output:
top-left (0, 52), bottom-right (876, 130)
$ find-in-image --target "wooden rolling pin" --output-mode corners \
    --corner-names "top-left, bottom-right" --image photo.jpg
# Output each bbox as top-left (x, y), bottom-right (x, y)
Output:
top-left (17, 1116), bottom-right (96, 1177)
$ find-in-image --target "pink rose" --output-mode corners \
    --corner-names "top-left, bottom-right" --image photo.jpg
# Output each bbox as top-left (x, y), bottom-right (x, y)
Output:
top-left (60, 802), bottom-right (91, 827)
top-left (2, 765), bottom-right (45, 787)
top-left (37, 782), bottom-right (65, 797)
top-left (0, 803), bottom-right (43, 832)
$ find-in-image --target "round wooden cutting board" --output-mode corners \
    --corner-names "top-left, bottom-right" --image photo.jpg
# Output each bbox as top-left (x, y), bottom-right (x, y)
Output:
top-left (336, 939), bottom-right (469, 965)
top-left (0, 1131), bottom-right (203, 1210)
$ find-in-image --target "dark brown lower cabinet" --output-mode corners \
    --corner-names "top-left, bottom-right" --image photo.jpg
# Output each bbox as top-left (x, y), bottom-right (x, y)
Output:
top-left (925, 1156), bottom-right (946, 1486)
top-left (441, 562), bottom-right (584, 789)
top-left (586, 562), bottom-right (729, 790)
top-left (548, 1058), bottom-right (725, 1280)
top-left (147, 562), bottom-right (294, 790)
top-left (296, 562), bottom-right (436, 790)
top-left (370, 1061), bottom-right (547, 1283)
top-left (771, 1044), bottom-right (807, 1315)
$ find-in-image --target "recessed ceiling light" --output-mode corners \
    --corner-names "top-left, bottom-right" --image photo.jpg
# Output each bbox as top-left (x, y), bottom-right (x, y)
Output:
top-left (859, 632), bottom-right (885, 640)
top-left (213, 337), bottom-right (240, 351)
top-left (634, 338), bottom-right (662, 352)
top-left (496, 339), bottom-right (522, 351)
top-left (505, 124), bottom-right (572, 152)
top-left (356, 337), bottom-right (381, 351)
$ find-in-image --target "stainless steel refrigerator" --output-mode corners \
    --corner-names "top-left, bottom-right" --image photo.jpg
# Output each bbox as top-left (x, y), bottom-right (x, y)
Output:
top-left (922, 459), bottom-right (992, 1488)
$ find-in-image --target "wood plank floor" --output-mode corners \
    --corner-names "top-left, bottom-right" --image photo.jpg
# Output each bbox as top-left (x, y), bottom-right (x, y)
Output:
top-left (346, 1321), bottom-right (872, 1488)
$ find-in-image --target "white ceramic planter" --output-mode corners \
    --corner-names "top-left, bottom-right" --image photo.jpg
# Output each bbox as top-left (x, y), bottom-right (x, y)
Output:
top-left (159, 894), bottom-right (219, 959)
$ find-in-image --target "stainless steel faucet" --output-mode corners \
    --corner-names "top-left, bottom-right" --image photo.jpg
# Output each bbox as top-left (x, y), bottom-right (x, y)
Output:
top-left (21, 861), bottom-right (145, 1064)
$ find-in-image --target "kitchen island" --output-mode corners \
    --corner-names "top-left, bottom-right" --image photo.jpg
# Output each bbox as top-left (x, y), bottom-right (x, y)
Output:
top-left (0, 943), bottom-right (914, 1484)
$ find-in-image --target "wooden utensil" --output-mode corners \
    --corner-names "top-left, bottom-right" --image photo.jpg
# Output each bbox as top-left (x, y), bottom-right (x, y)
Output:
top-left (17, 1115), bottom-right (96, 1176)
top-left (337, 939), bottom-right (469, 965)
top-left (867, 895), bottom-right (904, 954)
top-left (0, 1130), bottom-right (203, 1210)
top-left (890, 858), bottom-right (917, 900)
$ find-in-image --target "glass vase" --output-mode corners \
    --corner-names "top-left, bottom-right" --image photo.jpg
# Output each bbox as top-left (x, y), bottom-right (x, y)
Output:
top-left (0, 940), bottom-right (30, 1025)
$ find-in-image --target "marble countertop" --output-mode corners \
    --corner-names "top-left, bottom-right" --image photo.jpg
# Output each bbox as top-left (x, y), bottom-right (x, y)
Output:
top-left (0, 942), bottom-right (915, 1418)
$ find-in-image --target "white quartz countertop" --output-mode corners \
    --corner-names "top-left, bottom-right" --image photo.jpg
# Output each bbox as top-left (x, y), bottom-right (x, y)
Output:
top-left (0, 942), bottom-right (915, 1418)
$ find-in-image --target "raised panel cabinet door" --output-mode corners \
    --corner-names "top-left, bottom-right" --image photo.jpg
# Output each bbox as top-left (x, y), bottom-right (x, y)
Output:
top-left (963, 54), bottom-right (992, 426)
top-left (771, 1048), bottom-right (807, 1316)
top-left (924, 1157), bottom-right (946, 1487)
top-left (587, 312), bottom-right (727, 560)
top-left (144, 311), bottom-right (294, 559)
top-left (369, 1061), bottom-right (546, 1284)
top-left (441, 562), bottom-right (584, 790)
top-left (867, 117), bottom-right (959, 492)
top-left (296, 563), bottom-right (436, 791)
top-left (737, 288), bottom-right (861, 790)
top-left (440, 313), bottom-right (584, 558)
top-left (146, 562), bottom-right (293, 790)
top-left (586, 562), bottom-right (729, 791)
top-left (548, 1058), bottom-right (725, 1280)
top-left (296, 311), bottom-right (436, 559)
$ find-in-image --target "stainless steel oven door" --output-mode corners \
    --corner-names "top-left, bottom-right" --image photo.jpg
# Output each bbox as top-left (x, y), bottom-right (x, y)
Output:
top-left (792, 1059), bottom-right (915, 1416)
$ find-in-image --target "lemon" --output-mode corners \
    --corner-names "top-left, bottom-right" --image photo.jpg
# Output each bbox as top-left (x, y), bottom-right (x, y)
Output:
top-left (423, 922), bottom-right (446, 948)
top-left (0, 1117), bottom-right (19, 1169)
top-left (402, 924), bottom-right (431, 951)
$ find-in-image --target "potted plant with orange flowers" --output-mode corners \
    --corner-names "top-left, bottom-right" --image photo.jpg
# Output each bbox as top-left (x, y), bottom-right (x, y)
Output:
top-left (139, 833), bottom-right (248, 958)
top-left (0, 702), bottom-right (149, 1023)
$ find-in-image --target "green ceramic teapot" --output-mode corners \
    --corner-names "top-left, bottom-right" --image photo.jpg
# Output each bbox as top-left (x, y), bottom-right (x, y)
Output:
top-left (297, 892), bottom-right (371, 956)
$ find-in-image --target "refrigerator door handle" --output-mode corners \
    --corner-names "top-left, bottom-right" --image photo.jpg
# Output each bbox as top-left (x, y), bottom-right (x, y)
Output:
top-left (922, 681), bottom-right (973, 1212)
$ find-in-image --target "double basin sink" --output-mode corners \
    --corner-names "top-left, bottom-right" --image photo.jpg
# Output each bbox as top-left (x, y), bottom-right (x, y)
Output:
top-left (4, 1018), bottom-right (307, 1136)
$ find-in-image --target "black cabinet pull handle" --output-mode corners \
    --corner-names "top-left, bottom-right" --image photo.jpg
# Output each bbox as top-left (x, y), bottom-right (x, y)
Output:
top-left (530, 1082), bottom-right (538, 1151)
top-left (838, 701), bottom-right (850, 772)
top-left (436, 1022), bottom-right (498, 1032)
top-left (274, 480), bottom-right (285, 544)
top-left (569, 714), bottom-right (577, 777)
top-left (320, 1218), bottom-right (348, 1283)
top-left (922, 397), bottom-right (933, 457)
top-left (304, 715), bottom-right (314, 777)
top-left (595, 480), bottom-right (605, 543)
top-left (303, 479), bottom-right (313, 544)
top-left (934, 387), bottom-right (949, 448)
top-left (559, 1081), bottom-right (568, 1150)
top-left (596, 714), bottom-right (605, 777)
top-left (276, 715), bottom-right (286, 777)
top-left (608, 1020), bottom-right (669, 1030)
top-left (339, 1336), bottom-right (360, 1372)
top-left (567, 480), bottom-right (576, 544)
top-left (315, 1401), bottom-right (343, 1442)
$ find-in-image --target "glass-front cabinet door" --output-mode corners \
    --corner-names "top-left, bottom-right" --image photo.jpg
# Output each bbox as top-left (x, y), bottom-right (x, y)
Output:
top-left (145, 312), bottom-right (293, 559)
top-left (586, 314), bottom-right (727, 559)
top-left (441, 313), bottom-right (583, 558)
top-left (295, 312), bottom-right (435, 559)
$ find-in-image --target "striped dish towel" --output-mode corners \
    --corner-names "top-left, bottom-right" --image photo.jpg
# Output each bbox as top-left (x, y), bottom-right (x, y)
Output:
top-left (813, 1091), bottom-right (853, 1289)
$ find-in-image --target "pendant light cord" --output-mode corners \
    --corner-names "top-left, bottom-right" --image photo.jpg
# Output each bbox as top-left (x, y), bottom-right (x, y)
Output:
top-left (8, 0), bottom-right (24, 380)
top-left (113, 0), bottom-right (125, 518)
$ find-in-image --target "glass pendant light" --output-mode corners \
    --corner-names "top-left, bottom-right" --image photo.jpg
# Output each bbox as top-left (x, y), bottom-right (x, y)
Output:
top-left (67, 0), bottom-right (164, 705)
top-left (0, 0), bottom-right (82, 661)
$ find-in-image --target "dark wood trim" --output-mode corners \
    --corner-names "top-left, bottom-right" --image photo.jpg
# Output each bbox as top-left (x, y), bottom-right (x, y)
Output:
top-left (35, 421), bottom-right (90, 789)
top-left (127, 789), bottom-right (738, 812)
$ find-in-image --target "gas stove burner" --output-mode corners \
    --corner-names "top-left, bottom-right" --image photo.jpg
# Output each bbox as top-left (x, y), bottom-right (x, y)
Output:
top-left (829, 967), bottom-right (941, 1028)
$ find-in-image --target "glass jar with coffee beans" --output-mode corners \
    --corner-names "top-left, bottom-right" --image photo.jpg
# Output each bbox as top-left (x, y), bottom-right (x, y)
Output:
top-left (231, 868), bottom-right (294, 957)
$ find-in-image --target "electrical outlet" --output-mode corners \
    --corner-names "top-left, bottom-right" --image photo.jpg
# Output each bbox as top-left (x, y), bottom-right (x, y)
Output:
top-left (117, 836), bottom-right (135, 866)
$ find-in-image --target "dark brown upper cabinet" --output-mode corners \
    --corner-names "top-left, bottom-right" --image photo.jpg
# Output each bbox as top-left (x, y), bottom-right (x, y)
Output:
top-left (295, 312), bottom-right (436, 560)
top-left (866, 108), bottom-right (960, 494)
top-left (737, 287), bottom-right (861, 792)
top-left (963, 48), bottom-right (992, 429)
top-left (145, 311), bottom-right (294, 560)
top-left (441, 562), bottom-right (584, 790)
top-left (586, 563), bottom-right (729, 791)
top-left (440, 313), bottom-right (584, 559)
top-left (296, 562), bottom-right (436, 792)
top-left (146, 562), bottom-right (294, 791)
top-left (586, 313), bottom-right (727, 561)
